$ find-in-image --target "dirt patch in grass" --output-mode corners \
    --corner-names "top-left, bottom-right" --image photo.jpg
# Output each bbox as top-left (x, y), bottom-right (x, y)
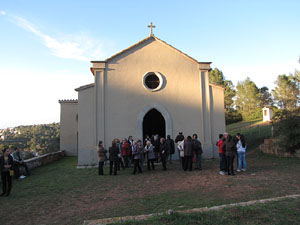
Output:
top-left (1, 150), bottom-right (300, 225)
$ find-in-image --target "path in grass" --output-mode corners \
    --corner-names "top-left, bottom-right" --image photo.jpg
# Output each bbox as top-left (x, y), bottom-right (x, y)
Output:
top-left (1, 150), bottom-right (300, 225)
top-left (112, 197), bottom-right (300, 225)
top-left (84, 194), bottom-right (300, 225)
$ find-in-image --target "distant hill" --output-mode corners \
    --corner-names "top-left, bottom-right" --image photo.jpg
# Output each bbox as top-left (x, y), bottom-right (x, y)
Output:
top-left (0, 123), bottom-right (60, 158)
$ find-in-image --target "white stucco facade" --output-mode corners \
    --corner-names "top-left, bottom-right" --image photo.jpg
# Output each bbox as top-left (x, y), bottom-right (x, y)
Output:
top-left (59, 100), bottom-right (78, 156)
top-left (60, 35), bottom-right (226, 166)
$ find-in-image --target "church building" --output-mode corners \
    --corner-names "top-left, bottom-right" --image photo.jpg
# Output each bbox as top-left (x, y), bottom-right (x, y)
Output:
top-left (59, 27), bottom-right (225, 166)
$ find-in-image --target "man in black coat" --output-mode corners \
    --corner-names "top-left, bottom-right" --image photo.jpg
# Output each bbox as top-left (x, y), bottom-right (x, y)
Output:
top-left (1, 148), bottom-right (14, 196)
top-left (184, 136), bottom-right (194, 171)
top-left (109, 141), bottom-right (119, 175)
top-left (166, 135), bottom-right (175, 164)
top-left (175, 132), bottom-right (184, 143)
top-left (192, 134), bottom-right (203, 170)
top-left (159, 138), bottom-right (168, 170)
top-left (153, 135), bottom-right (160, 162)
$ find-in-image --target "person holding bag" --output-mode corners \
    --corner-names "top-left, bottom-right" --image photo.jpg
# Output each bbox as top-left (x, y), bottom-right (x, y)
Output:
top-left (0, 148), bottom-right (14, 196)
top-left (97, 141), bottom-right (107, 175)
top-left (144, 140), bottom-right (155, 170)
top-left (177, 140), bottom-right (185, 170)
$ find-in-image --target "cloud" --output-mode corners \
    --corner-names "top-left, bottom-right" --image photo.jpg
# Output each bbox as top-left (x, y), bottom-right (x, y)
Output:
top-left (0, 10), bottom-right (6, 15)
top-left (6, 13), bottom-right (106, 61)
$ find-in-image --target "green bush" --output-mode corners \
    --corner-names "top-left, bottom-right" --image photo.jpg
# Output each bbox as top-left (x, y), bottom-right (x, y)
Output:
top-left (225, 109), bottom-right (243, 125)
top-left (240, 107), bottom-right (263, 121)
top-left (274, 114), bottom-right (300, 153)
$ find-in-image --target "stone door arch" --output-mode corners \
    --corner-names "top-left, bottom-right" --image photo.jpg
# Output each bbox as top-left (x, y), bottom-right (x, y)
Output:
top-left (137, 103), bottom-right (173, 140)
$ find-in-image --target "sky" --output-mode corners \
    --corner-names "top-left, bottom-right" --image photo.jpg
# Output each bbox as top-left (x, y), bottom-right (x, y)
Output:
top-left (1, 0), bottom-right (300, 128)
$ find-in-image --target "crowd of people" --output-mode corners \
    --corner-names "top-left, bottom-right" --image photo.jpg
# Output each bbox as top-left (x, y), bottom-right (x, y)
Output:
top-left (97, 131), bottom-right (247, 177)
top-left (0, 147), bottom-right (30, 197)
top-left (217, 132), bottom-right (247, 175)
top-left (97, 134), bottom-right (176, 175)
top-left (97, 132), bottom-right (206, 175)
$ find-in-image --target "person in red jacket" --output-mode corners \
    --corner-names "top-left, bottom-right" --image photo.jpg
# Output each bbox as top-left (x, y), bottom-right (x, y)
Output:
top-left (122, 139), bottom-right (130, 168)
top-left (217, 134), bottom-right (226, 175)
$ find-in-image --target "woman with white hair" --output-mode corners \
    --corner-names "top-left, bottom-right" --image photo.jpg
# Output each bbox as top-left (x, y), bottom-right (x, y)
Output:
top-left (144, 140), bottom-right (155, 170)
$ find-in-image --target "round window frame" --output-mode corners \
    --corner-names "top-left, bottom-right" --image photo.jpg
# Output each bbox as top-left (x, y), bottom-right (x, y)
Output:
top-left (142, 72), bottom-right (164, 92)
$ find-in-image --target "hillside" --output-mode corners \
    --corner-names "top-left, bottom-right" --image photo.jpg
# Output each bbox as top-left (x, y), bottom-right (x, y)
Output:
top-left (226, 119), bottom-right (272, 149)
top-left (0, 123), bottom-right (60, 158)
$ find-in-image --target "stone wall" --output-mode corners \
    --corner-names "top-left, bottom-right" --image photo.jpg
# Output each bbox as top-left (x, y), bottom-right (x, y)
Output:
top-left (259, 139), bottom-right (300, 157)
top-left (23, 151), bottom-right (65, 170)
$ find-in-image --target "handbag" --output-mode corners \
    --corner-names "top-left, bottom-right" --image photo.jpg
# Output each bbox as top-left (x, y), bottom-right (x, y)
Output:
top-left (179, 150), bottom-right (184, 157)
top-left (9, 170), bottom-right (14, 176)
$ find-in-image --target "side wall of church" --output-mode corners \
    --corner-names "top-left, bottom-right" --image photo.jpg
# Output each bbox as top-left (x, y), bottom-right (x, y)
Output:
top-left (209, 84), bottom-right (226, 157)
top-left (60, 102), bottom-right (78, 156)
top-left (77, 87), bottom-right (98, 166)
top-left (101, 39), bottom-right (209, 152)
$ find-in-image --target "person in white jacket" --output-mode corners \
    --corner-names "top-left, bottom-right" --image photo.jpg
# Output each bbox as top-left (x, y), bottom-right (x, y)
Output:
top-left (236, 134), bottom-right (246, 172)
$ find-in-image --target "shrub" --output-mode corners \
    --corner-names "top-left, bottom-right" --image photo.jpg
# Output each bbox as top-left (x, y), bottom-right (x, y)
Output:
top-left (240, 107), bottom-right (263, 121)
top-left (225, 110), bottom-right (243, 125)
top-left (274, 114), bottom-right (300, 154)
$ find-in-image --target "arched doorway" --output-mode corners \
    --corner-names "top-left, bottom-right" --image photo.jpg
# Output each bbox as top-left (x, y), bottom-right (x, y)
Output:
top-left (143, 108), bottom-right (166, 140)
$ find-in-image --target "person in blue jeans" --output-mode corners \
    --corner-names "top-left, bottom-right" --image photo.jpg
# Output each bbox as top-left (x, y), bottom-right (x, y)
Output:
top-left (236, 134), bottom-right (246, 172)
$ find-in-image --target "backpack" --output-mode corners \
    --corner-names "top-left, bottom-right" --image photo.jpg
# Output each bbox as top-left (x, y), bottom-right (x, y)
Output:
top-left (194, 140), bottom-right (202, 154)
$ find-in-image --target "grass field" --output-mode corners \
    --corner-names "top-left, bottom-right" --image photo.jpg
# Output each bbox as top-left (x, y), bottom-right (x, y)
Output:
top-left (1, 148), bottom-right (300, 225)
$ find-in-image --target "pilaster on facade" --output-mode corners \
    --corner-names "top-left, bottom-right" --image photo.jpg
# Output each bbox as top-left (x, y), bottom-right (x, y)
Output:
top-left (199, 65), bottom-right (212, 145)
top-left (203, 69), bottom-right (212, 145)
top-left (198, 70), bottom-right (205, 143)
top-left (92, 62), bottom-right (106, 147)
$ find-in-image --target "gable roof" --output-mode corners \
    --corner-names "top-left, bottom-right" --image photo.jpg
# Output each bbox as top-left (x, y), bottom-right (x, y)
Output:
top-left (75, 83), bottom-right (94, 92)
top-left (91, 35), bottom-right (211, 65)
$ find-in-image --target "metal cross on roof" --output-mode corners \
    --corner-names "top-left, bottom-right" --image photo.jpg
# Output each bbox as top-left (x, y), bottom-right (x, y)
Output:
top-left (147, 22), bottom-right (156, 36)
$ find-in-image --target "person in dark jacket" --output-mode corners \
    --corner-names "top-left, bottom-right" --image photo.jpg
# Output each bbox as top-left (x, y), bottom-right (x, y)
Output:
top-left (153, 135), bottom-right (160, 162)
top-left (12, 147), bottom-right (30, 178)
top-left (166, 135), bottom-right (175, 164)
top-left (159, 138), bottom-right (168, 170)
top-left (0, 148), bottom-right (14, 196)
top-left (175, 132), bottom-right (184, 143)
top-left (132, 140), bottom-right (142, 174)
top-left (109, 140), bottom-right (119, 175)
top-left (97, 141), bottom-right (107, 175)
top-left (222, 135), bottom-right (236, 175)
top-left (184, 136), bottom-right (194, 171)
top-left (192, 134), bottom-right (203, 170)
top-left (115, 138), bottom-right (125, 171)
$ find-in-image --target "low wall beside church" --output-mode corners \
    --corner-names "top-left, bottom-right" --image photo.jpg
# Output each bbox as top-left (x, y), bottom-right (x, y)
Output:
top-left (24, 150), bottom-right (65, 170)
top-left (259, 139), bottom-right (300, 158)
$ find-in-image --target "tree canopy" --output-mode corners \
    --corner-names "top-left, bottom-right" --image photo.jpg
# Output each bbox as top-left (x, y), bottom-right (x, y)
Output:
top-left (272, 71), bottom-right (300, 110)
top-left (209, 68), bottom-right (236, 110)
top-left (235, 77), bottom-right (261, 120)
